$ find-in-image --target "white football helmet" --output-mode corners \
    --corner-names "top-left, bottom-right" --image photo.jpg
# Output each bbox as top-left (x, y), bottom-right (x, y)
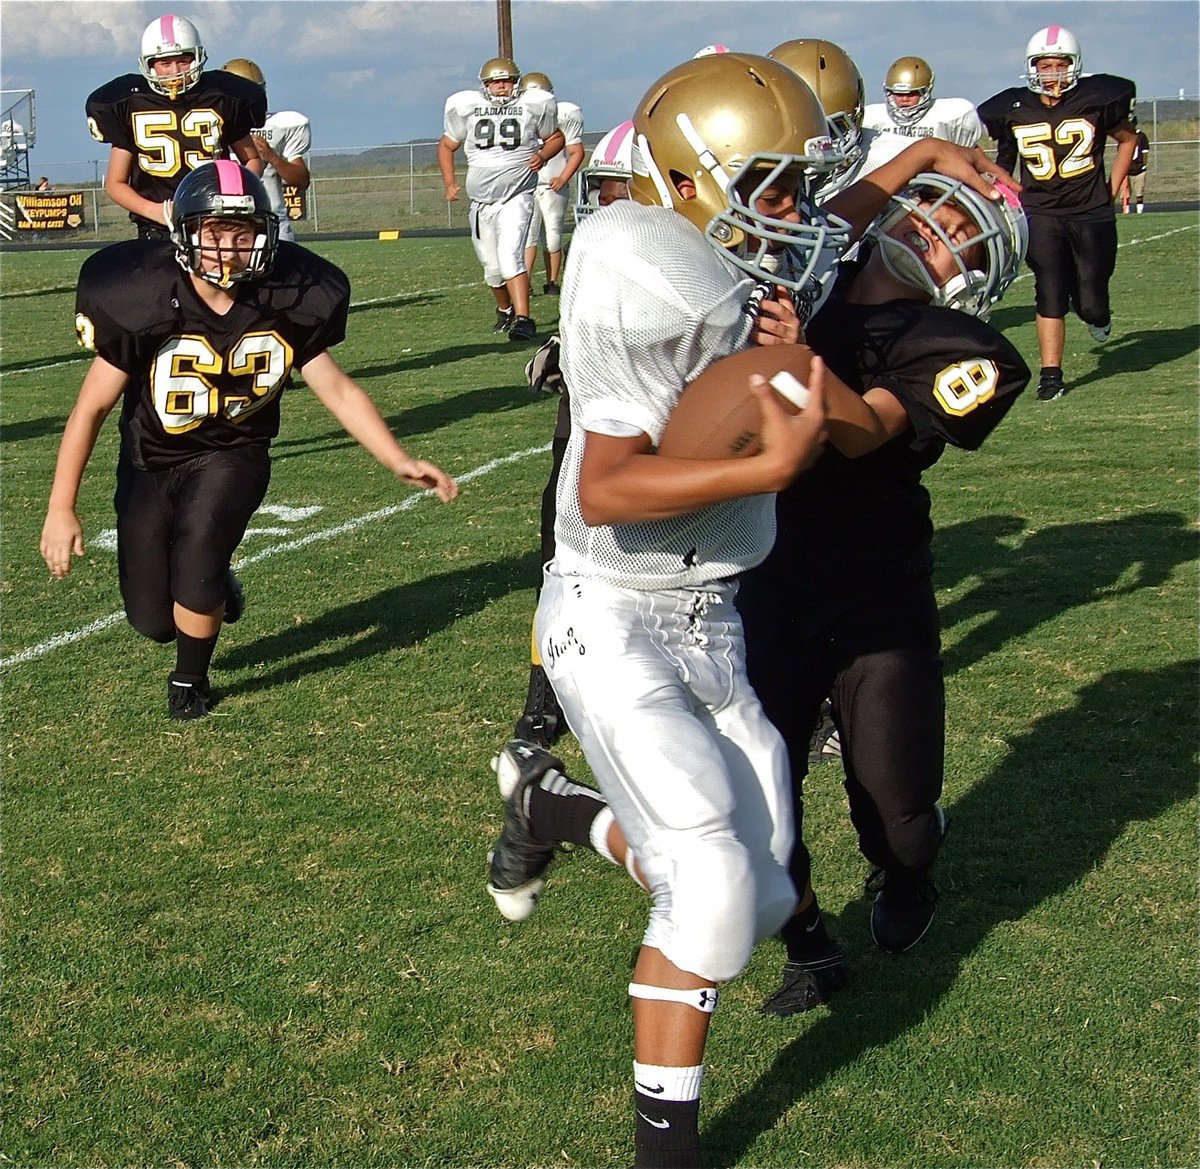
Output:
top-left (575, 120), bottom-right (635, 219)
top-left (883, 56), bottom-right (935, 125)
top-left (630, 52), bottom-right (850, 297)
top-left (139, 15), bottom-right (206, 99)
top-left (871, 174), bottom-right (1028, 319)
top-left (1024, 26), bottom-right (1082, 96)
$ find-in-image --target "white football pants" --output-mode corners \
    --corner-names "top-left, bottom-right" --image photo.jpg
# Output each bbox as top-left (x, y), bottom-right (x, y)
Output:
top-left (536, 563), bottom-right (798, 982)
top-left (470, 190), bottom-right (534, 286)
top-left (524, 183), bottom-right (569, 254)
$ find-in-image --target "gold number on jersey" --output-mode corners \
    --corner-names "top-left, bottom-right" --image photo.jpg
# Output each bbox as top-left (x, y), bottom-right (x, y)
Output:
top-left (132, 108), bottom-right (225, 178)
top-left (933, 358), bottom-right (1000, 416)
top-left (151, 333), bottom-right (291, 433)
top-left (75, 313), bottom-right (97, 352)
top-left (1013, 119), bottom-right (1097, 181)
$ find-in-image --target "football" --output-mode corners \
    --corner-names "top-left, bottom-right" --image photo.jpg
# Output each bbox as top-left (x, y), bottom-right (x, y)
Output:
top-left (657, 344), bottom-right (814, 459)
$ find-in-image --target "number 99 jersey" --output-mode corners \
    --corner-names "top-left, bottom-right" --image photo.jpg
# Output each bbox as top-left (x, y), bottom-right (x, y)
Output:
top-left (443, 86), bottom-right (558, 204)
top-left (86, 70), bottom-right (266, 224)
top-left (75, 239), bottom-right (349, 471)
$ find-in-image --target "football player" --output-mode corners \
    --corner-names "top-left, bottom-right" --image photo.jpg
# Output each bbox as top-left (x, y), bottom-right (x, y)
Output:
top-left (737, 175), bottom-right (1030, 1016)
top-left (767, 39), bottom-right (912, 201)
top-left (509, 120), bottom-right (637, 751)
top-left (221, 59), bottom-right (311, 243)
top-left (863, 55), bottom-right (985, 147)
top-left (978, 26), bottom-right (1137, 401)
top-left (482, 51), bottom-right (1016, 1169)
top-left (86, 15), bottom-right (266, 239)
top-left (439, 57), bottom-right (565, 342)
top-left (39, 162), bottom-right (456, 721)
top-left (517, 72), bottom-right (585, 295)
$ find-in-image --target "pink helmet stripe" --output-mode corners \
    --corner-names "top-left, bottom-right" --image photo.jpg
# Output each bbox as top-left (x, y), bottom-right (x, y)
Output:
top-left (160, 14), bottom-right (177, 44)
top-left (602, 121), bottom-right (634, 165)
top-left (1045, 25), bottom-right (1062, 47)
top-left (213, 159), bottom-right (247, 194)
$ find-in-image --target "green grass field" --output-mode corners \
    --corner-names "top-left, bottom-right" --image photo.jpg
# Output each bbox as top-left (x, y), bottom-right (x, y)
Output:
top-left (2, 215), bottom-right (1197, 1168)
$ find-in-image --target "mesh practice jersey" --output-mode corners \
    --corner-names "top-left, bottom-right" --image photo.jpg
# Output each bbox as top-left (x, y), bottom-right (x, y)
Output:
top-left (862, 97), bottom-right (984, 146)
top-left (443, 87), bottom-right (558, 203)
top-left (554, 200), bottom-right (776, 590)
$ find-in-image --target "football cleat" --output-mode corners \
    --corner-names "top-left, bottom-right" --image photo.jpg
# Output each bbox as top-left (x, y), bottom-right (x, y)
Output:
top-left (868, 806), bottom-right (948, 952)
top-left (493, 307), bottom-right (515, 334)
top-left (167, 673), bottom-right (211, 720)
top-left (224, 570), bottom-right (244, 624)
top-left (514, 664), bottom-right (566, 748)
top-left (507, 315), bottom-right (537, 343)
top-left (807, 699), bottom-right (842, 768)
top-left (760, 938), bottom-right (848, 1016)
top-left (486, 739), bottom-right (565, 921)
top-left (1036, 368), bottom-right (1065, 402)
top-left (1087, 319), bottom-right (1112, 344)
top-left (542, 281), bottom-right (560, 295)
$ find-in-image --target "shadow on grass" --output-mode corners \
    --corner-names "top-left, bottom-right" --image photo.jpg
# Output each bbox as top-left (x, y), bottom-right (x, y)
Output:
top-left (1067, 323), bottom-right (1200, 393)
top-left (707, 658), bottom-right (1197, 1168)
top-left (215, 551), bottom-right (541, 697)
top-left (932, 510), bottom-right (1197, 676)
top-left (0, 413), bottom-right (73, 443)
top-left (268, 381), bottom-right (547, 462)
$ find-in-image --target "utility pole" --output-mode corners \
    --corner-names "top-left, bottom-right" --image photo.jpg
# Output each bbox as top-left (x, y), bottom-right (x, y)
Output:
top-left (497, 0), bottom-right (513, 60)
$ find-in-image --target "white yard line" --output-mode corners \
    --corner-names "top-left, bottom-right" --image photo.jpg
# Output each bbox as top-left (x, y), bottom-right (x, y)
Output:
top-left (1, 442), bottom-right (550, 670)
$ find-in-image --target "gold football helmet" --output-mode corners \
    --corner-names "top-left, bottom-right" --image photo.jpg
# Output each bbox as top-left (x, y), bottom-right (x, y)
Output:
top-left (630, 52), bottom-right (850, 295)
top-left (517, 71), bottom-right (553, 94)
top-left (479, 56), bottom-right (520, 100)
top-left (221, 58), bottom-right (265, 87)
top-left (767, 40), bottom-right (865, 183)
top-left (884, 56), bottom-right (935, 125)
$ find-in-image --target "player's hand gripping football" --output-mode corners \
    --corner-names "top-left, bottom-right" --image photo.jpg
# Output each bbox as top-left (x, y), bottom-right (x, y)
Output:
top-left (750, 285), bottom-right (803, 347)
top-left (747, 357), bottom-right (828, 491)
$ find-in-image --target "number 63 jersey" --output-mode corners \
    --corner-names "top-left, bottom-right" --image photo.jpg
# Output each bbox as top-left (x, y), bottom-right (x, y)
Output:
top-left (75, 239), bottom-right (349, 471)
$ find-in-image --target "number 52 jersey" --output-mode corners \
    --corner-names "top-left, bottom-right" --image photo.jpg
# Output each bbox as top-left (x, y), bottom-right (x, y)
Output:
top-left (75, 239), bottom-right (349, 471)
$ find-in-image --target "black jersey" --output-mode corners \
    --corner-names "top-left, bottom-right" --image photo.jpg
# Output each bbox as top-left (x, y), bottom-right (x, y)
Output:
top-left (978, 74), bottom-right (1135, 218)
top-left (86, 71), bottom-right (266, 228)
top-left (754, 292), bottom-right (1029, 598)
top-left (76, 240), bottom-right (349, 471)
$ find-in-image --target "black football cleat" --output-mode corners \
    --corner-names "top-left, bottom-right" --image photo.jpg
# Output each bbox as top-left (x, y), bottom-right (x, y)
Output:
top-left (760, 938), bottom-right (848, 1016)
top-left (868, 807), bottom-right (948, 952)
top-left (167, 673), bottom-right (211, 721)
top-left (1036, 368), bottom-right (1065, 402)
top-left (542, 281), bottom-right (560, 295)
top-left (806, 699), bottom-right (842, 768)
top-left (507, 315), bottom-right (537, 343)
top-left (486, 739), bottom-right (564, 921)
top-left (493, 307), bottom-right (515, 334)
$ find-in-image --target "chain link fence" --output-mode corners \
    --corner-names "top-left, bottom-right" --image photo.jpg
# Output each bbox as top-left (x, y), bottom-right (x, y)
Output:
top-left (9, 97), bottom-right (1198, 243)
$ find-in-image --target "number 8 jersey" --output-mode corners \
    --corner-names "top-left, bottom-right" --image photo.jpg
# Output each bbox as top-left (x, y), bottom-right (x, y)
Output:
top-left (443, 86), bottom-right (558, 204)
top-left (75, 239), bottom-right (349, 471)
top-left (86, 70), bottom-right (265, 230)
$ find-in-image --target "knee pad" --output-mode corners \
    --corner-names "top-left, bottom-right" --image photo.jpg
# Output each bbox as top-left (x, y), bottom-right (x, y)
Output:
top-left (640, 833), bottom-right (790, 983)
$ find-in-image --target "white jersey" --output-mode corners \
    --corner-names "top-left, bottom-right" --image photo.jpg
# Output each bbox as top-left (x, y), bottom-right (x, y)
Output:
top-left (816, 125), bottom-right (913, 202)
top-left (538, 99), bottom-right (584, 186)
top-left (255, 109), bottom-right (311, 229)
top-left (443, 87), bottom-right (558, 204)
top-left (862, 97), bottom-right (983, 147)
top-left (555, 200), bottom-right (774, 590)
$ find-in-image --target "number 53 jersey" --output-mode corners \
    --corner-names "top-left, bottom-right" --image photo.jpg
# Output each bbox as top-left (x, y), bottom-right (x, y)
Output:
top-left (86, 71), bottom-right (266, 209)
top-left (75, 239), bottom-right (350, 471)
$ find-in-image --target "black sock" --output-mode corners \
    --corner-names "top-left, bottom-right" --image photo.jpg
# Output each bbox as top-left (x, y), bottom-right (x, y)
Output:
top-left (633, 1092), bottom-right (703, 1169)
top-left (779, 896), bottom-right (832, 962)
top-left (527, 771), bottom-right (606, 849)
top-left (174, 630), bottom-right (219, 681)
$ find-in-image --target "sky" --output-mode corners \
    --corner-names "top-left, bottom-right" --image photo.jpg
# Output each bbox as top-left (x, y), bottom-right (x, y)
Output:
top-left (2, 0), bottom-right (1198, 184)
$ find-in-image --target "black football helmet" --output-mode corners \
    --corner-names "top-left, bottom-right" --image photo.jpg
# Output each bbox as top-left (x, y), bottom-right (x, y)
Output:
top-left (170, 160), bottom-right (279, 287)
